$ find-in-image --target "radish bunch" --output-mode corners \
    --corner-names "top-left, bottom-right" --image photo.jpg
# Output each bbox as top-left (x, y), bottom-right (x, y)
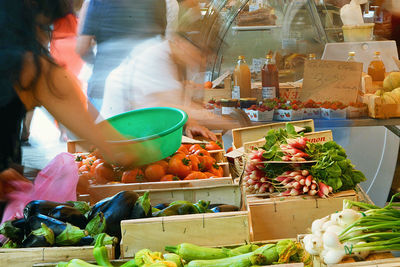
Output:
top-left (274, 170), bottom-right (332, 197)
top-left (280, 137), bottom-right (310, 162)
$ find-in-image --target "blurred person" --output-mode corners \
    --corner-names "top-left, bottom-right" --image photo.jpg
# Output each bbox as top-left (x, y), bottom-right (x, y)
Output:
top-left (76, 0), bottom-right (167, 112)
top-left (100, 0), bottom-right (235, 139)
top-left (0, 0), bottom-right (139, 204)
top-left (50, 0), bottom-right (84, 141)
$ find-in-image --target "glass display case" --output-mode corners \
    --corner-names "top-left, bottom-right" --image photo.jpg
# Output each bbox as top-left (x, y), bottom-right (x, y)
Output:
top-left (203, 0), bottom-right (346, 82)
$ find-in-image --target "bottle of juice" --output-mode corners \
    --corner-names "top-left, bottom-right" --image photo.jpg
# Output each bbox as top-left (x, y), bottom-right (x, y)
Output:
top-left (368, 51), bottom-right (386, 81)
top-left (347, 51), bottom-right (356, 62)
top-left (233, 56), bottom-right (251, 99)
top-left (261, 54), bottom-right (279, 99)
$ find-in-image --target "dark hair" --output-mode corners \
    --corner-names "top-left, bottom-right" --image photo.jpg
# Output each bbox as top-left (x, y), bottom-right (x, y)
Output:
top-left (0, 0), bottom-right (71, 106)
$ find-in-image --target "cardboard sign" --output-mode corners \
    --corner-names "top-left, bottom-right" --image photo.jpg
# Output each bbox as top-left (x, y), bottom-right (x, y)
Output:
top-left (301, 59), bottom-right (363, 104)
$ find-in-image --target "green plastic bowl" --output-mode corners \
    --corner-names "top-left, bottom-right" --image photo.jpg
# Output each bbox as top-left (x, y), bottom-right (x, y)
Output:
top-left (102, 107), bottom-right (188, 166)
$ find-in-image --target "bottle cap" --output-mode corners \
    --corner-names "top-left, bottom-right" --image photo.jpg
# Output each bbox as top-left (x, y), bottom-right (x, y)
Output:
top-left (238, 55), bottom-right (245, 60)
top-left (374, 51), bottom-right (381, 55)
top-left (348, 51), bottom-right (355, 56)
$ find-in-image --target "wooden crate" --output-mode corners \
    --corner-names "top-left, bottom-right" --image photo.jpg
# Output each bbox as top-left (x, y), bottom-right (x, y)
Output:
top-left (312, 252), bottom-right (397, 266)
top-left (0, 245), bottom-right (114, 267)
top-left (90, 183), bottom-right (241, 206)
top-left (247, 190), bottom-right (358, 241)
top-left (243, 130), bottom-right (333, 153)
top-left (363, 93), bottom-right (400, 119)
top-left (88, 174), bottom-right (232, 204)
top-left (232, 120), bottom-right (315, 149)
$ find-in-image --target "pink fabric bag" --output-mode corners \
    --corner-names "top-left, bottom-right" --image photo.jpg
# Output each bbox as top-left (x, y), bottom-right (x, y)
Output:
top-left (1, 152), bottom-right (79, 223)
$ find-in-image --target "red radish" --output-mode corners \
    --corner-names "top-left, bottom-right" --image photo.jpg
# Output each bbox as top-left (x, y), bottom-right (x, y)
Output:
top-left (282, 177), bottom-right (293, 185)
top-left (284, 182), bottom-right (294, 188)
top-left (308, 189), bottom-right (317, 196)
top-left (293, 182), bottom-right (302, 190)
top-left (245, 164), bottom-right (256, 173)
top-left (281, 156), bottom-right (291, 161)
top-left (303, 186), bottom-right (309, 193)
top-left (247, 179), bottom-right (256, 185)
top-left (329, 186), bottom-right (333, 193)
top-left (289, 171), bottom-right (301, 177)
top-left (269, 186), bottom-right (274, 193)
top-left (283, 171), bottom-right (291, 175)
top-left (275, 176), bottom-right (287, 182)
top-left (249, 150), bottom-right (265, 161)
top-left (301, 170), bottom-right (309, 176)
top-left (311, 184), bottom-right (317, 190)
top-left (305, 175), bottom-right (312, 187)
top-left (318, 182), bottom-right (330, 197)
top-left (290, 188), bottom-right (300, 196)
top-left (243, 176), bottom-right (249, 182)
top-left (293, 175), bottom-right (303, 181)
top-left (260, 177), bottom-right (266, 183)
top-left (312, 179), bottom-right (317, 184)
top-left (294, 152), bottom-right (309, 158)
top-left (279, 189), bottom-right (291, 196)
top-left (299, 178), bottom-right (305, 185)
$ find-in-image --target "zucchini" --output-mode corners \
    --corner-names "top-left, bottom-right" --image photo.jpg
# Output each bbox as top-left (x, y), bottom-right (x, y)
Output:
top-left (165, 243), bottom-right (230, 261)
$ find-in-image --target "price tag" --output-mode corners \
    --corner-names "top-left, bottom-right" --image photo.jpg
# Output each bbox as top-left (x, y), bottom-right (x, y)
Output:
top-left (301, 59), bottom-right (363, 104)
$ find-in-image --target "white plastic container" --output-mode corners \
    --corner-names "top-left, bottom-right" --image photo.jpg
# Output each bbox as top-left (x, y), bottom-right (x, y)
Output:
top-left (342, 23), bottom-right (375, 42)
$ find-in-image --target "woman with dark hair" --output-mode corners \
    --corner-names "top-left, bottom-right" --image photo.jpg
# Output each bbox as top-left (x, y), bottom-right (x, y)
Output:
top-left (0, 0), bottom-right (134, 199)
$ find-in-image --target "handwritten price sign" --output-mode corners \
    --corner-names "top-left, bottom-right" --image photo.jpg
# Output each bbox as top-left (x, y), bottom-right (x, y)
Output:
top-left (301, 59), bottom-right (363, 104)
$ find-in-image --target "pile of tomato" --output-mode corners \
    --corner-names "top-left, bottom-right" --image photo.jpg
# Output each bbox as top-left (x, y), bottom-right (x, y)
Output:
top-left (76, 141), bottom-right (224, 194)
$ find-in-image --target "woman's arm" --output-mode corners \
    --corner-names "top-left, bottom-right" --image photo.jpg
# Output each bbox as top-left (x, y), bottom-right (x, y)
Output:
top-left (17, 54), bottom-right (134, 165)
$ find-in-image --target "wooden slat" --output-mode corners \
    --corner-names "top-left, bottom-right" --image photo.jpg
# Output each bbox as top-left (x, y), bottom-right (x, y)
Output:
top-left (247, 190), bottom-right (358, 241)
top-left (0, 245), bottom-right (113, 267)
top-left (120, 211), bottom-right (250, 257)
top-left (232, 120), bottom-right (315, 149)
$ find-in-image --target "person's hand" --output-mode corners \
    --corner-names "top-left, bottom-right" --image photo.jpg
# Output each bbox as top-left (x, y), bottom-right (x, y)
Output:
top-left (185, 120), bottom-right (217, 141)
top-left (0, 168), bottom-right (31, 200)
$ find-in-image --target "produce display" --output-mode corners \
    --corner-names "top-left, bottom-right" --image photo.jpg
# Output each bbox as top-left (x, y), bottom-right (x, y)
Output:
top-left (303, 193), bottom-right (400, 265)
top-left (56, 240), bottom-right (312, 267)
top-left (76, 142), bottom-right (225, 192)
top-left (243, 124), bottom-right (366, 196)
top-left (152, 201), bottom-right (239, 216)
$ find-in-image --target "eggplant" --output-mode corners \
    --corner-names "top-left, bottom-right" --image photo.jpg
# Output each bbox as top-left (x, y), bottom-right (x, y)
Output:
top-left (87, 196), bottom-right (113, 221)
top-left (24, 200), bottom-right (73, 219)
top-left (11, 218), bottom-right (26, 229)
top-left (66, 201), bottom-right (91, 215)
top-left (22, 223), bottom-right (54, 247)
top-left (48, 205), bottom-right (88, 229)
top-left (153, 203), bottom-right (168, 210)
top-left (76, 235), bottom-right (95, 246)
top-left (211, 205), bottom-right (240, 213)
top-left (129, 192), bottom-right (152, 219)
top-left (0, 219), bottom-right (25, 242)
top-left (27, 214), bottom-right (87, 246)
top-left (89, 191), bottom-right (139, 238)
top-left (2, 239), bottom-right (18, 248)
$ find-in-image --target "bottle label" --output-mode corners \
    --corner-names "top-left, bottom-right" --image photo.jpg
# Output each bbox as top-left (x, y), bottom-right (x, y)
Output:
top-left (232, 86), bottom-right (240, 99)
top-left (262, 86), bottom-right (276, 99)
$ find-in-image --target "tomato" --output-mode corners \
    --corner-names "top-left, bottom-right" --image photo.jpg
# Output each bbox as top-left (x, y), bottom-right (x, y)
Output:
top-left (78, 164), bottom-right (91, 174)
top-left (144, 164), bottom-right (166, 182)
top-left (121, 169), bottom-right (145, 183)
top-left (203, 172), bottom-right (215, 178)
top-left (177, 145), bottom-right (189, 155)
top-left (77, 171), bottom-right (91, 194)
top-left (90, 158), bottom-right (104, 175)
top-left (155, 160), bottom-right (169, 172)
top-left (168, 154), bottom-right (193, 178)
top-left (189, 144), bottom-right (204, 153)
top-left (209, 163), bottom-right (223, 177)
top-left (160, 174), bottom-right (180, 181)
top-left (226, 147), bottom-right (233, 153)
top-left (182, 144), bottom-right (192, 151)
top-left (184, 171), bottom-right (208, 180)
top-left (204, 81), bottom-right (213, 89)
top-left (194, 149), bottom-right (210, 157)
top-left (82, 156), bottom-right (96, 167)
top-left (94, 162), bottom-right (115, 184)
top-left (205, 141), bottom-right (222, 151)
top-left (188, 154), bottom-right (200, 171)
top-left (198, 155), bottom-right (215, 171)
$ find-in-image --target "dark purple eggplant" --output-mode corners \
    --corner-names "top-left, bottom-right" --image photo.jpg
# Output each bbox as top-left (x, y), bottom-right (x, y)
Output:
top-left (23, 200), bottom-right (73, 219)
top-left (89, 191), bottom-right (139, 239)
top-left (22, 223), bottom-right (54, 247)
top-left (27, 214), bottom-right (87, 246)
top-left (87, 196), bottom-right (113, 221)
top-left (48, 205), bottom-right (88, 229)
top-left (129, 192), bottom-right (152, 219)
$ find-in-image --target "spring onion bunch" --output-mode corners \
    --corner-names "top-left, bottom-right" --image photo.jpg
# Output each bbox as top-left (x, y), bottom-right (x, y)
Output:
top-left (303, 193), bottom-right (400, 264)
